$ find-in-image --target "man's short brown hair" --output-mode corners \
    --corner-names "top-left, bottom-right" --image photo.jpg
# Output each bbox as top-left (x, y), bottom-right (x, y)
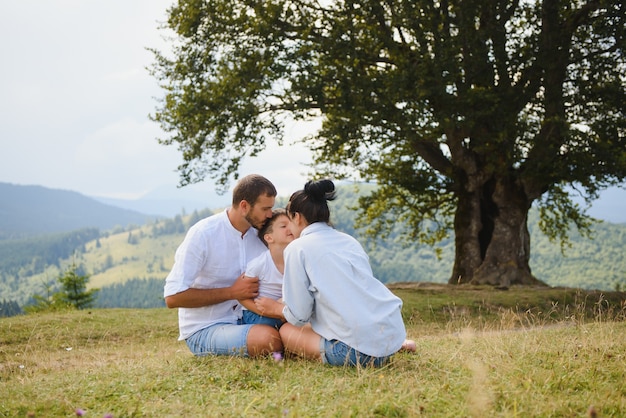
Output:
top-left (232, 174), bottom-right (277, 206)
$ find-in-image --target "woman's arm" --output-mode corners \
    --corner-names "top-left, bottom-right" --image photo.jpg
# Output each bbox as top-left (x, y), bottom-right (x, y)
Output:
top-left (282, 247), bottom-right (314, 325)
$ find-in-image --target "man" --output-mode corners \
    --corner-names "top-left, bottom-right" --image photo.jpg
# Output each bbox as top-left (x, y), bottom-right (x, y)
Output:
top-left (164, 174), bottom-right (283, 357)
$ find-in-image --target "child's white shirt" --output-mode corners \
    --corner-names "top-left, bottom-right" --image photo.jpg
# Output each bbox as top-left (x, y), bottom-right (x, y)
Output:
top-left (244, 250), bottom-right (283, 303)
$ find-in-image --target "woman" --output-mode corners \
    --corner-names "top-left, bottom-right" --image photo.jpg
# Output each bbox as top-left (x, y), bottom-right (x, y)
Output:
top-left (256, 179), bottom-right (414, 367)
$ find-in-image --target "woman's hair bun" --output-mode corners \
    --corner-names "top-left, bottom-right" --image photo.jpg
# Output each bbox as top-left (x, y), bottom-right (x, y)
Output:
top-left (304, 179), bottom-right (337, 202)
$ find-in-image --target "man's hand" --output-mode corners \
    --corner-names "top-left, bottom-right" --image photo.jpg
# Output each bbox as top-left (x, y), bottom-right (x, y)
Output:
top-left (164, 274), bottom-right (260, 309)
top-left (230, 274), bottom-right (260, 300)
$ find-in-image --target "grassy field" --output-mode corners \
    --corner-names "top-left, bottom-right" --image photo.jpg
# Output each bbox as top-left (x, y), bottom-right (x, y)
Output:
top-left (83, 228), bottom-right (180, 290)
top-left (1, 284), bottom-right (625, 417)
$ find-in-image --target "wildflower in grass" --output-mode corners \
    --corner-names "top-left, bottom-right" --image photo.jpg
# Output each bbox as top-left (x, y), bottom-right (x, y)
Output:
top-left (272, 351), bottom-right (283, 361)
top-left (75, 409), bottom-right (85, 416)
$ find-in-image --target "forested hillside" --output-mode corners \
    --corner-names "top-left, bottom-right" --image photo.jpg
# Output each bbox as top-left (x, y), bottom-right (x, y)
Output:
top-left (331, 185), bottom-right (626, 290)
top-left (0, 209), bottom-right (213, 315)
top-left (1, 185), bottom-right (624, 316)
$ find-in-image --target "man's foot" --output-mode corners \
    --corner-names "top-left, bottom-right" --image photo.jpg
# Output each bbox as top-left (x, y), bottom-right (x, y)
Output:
top-left (400, 339), bottom-right (416, 353)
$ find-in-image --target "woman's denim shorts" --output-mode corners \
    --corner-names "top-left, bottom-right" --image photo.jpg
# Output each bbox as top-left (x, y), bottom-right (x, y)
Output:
top-left (320, 338), bottom-right (392, 367)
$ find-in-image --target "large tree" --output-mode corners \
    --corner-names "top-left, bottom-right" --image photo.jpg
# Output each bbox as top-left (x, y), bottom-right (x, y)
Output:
top-left (150, 0), bottom-right (626, 287)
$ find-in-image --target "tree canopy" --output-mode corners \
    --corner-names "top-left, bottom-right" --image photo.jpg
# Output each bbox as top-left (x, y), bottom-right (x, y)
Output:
top-left (150, 0), bottom-right (626, 286)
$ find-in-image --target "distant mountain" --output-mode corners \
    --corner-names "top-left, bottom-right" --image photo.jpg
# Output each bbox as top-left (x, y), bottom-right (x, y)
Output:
top-left (92, 183), bottom-right (232, 218)
top-left (95, 182), bottom-right (626, 222)
top-left (0, 183), bottom-right (157, 239)
top-left (2, 181), bottom-right (624, 241)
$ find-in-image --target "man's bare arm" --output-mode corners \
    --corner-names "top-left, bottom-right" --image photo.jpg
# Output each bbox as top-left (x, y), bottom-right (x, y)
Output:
top-left (165, 275), bottom-right (260, 308)
top-left (237, 276), bottom-right (265, 315)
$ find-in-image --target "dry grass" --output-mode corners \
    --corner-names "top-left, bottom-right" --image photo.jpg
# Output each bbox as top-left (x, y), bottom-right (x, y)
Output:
top-left (1, 285), bottom-right (625, 417)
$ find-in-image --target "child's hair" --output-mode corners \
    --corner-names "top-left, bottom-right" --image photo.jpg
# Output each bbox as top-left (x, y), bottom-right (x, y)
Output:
top-left (286, 179), bottom-right (336, 224)
top-left (258, 208), bottom-right (288, 247)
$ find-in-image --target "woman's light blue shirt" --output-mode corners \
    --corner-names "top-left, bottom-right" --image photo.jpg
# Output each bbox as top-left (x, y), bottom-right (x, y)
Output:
top-left (282, 222), bottom-right (406, 357)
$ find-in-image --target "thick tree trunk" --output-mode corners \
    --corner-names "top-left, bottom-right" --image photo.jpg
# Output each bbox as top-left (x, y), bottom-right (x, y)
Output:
top-left (450, 176), bottom-right (546, 287)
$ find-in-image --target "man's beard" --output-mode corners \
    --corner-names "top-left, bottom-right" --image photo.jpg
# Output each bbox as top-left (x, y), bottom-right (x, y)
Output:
top-left (245, 213), bottom-right (265, 230)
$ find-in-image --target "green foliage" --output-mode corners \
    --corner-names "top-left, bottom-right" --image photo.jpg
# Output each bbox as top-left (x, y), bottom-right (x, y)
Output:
top-left (0, 228), bottom-right (100, 276)
top-left (57, 264), bottom-right (98, 310)
top-left (95, 278), bottom-right (166, 309)
top-left (330, 185), bottom-right (626, 290)
top-left (528, 213), bottom-right (626, 291)
top-left (0, 209), bottom-right (216, 309)
top-left (537, 185), bottom-right (596, 251)
top-left (23, 280), bottom-right (66, 314)
top-left (150, 0), bottom-right (626, 285)
top-left (25, 264), bottom-right (98, 313)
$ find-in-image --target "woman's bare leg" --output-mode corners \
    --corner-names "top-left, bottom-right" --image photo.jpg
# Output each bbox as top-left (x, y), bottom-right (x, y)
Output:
top-left (400, 339), bottom-right (416, 352)
top-left (279, 323), bottom-right (323, 362)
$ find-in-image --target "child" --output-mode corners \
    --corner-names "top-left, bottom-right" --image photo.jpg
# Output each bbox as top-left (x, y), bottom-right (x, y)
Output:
top-left (239, 208), bottom-right (294, 329)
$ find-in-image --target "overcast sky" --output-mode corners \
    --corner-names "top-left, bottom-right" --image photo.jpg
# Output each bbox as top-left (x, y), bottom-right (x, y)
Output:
top-left (0, 1), bottom-right (316, 200)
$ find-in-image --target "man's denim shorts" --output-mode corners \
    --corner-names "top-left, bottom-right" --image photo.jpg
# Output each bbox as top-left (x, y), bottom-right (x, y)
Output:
top-left (185, 321), bottom-right (253, 357)
top-left (320, 338), bottom-right (392, 367)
